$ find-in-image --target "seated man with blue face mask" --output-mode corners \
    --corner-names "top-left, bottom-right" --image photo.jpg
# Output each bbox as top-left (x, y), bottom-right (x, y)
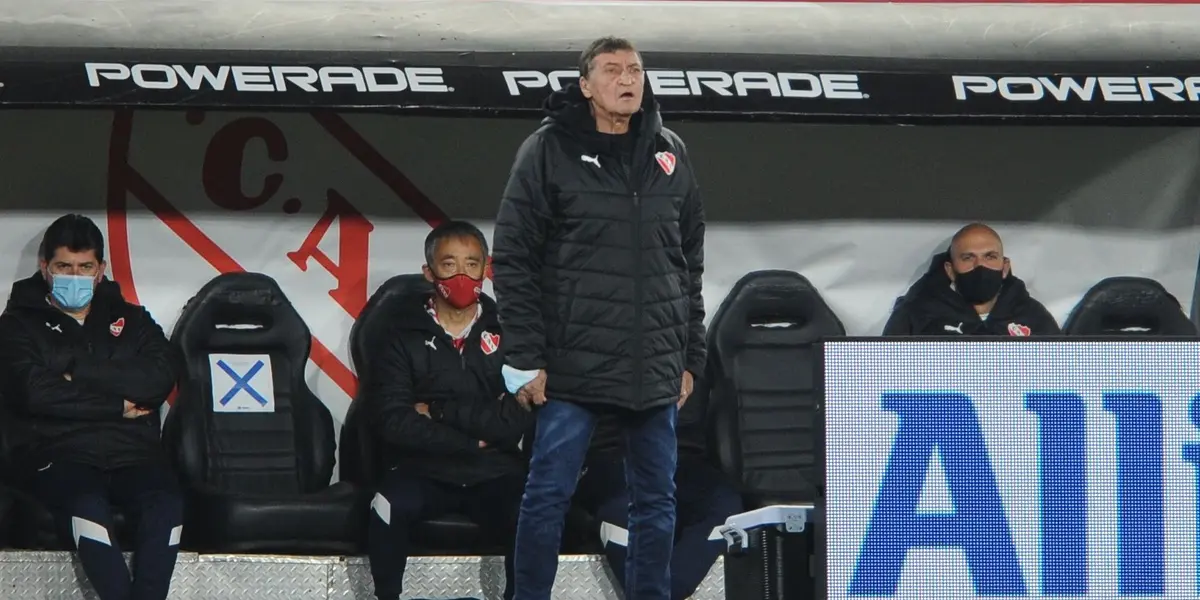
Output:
top-left (0, 214), bottom-right (184, 600)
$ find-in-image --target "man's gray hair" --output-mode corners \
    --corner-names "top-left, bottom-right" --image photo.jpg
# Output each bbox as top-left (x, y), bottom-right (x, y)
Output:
top-left (424, 220), bottom-right (490, 266)
top-left (579, 36), bottom-right (639, 79)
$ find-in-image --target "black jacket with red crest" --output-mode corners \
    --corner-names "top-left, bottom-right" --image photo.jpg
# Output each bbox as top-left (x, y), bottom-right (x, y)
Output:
top-left (0, 274), bottom-right (181, 472)
top-left (361, 293), bottom-right (532, 486)
top-left (883, 253), bottom-right (1061, 336)
top-left (492, 84), bottom-right (707, 412)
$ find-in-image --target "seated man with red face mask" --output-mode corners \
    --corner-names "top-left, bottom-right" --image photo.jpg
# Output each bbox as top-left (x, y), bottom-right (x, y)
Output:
top-left (362, 220), bottom-right (533, 600)
top-left (883, 222), bottom-right (1061, 336)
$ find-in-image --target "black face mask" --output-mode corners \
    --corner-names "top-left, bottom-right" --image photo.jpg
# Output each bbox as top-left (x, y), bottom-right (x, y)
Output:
top-left (954, 265), bottom-right (1005, 305)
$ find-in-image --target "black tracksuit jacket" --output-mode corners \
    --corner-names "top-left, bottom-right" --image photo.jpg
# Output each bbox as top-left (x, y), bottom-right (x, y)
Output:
top-left (0, 274), bottom-right (181, 472)
top-left (361, 293), bottom-right (532, 487)
top-left (883, 253), bottom-right (1061, 336)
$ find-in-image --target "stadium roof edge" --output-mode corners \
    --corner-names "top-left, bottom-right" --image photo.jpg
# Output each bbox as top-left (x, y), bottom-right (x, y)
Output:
top-left (3, 0), bottom-right (1200, 62)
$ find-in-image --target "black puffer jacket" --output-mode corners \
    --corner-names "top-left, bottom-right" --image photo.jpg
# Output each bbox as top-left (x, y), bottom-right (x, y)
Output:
top-left (492, 84), bottom-right (707, 411)
top-left (362, 293), bottom-right (531, 487)
top-left (0, 274), bottom-right (181, 472)
top-left (883, 253), bottom-right (1061, 336)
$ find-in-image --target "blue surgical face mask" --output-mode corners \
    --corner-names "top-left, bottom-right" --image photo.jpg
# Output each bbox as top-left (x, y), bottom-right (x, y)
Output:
top-left (49, 274), bottom-right (96, 311)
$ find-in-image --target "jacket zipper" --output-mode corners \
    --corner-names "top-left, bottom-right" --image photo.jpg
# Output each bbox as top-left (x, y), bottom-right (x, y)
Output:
top-left (436, 329), bottom-right (466, 370)
top-left (620, 149), bottom-right (643, 409)
top-left (448, 328), bottom-right (488, 475)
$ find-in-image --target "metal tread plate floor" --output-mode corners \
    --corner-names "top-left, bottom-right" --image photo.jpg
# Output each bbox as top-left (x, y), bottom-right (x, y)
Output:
top-left (0, 551), bottom-right (724, 599)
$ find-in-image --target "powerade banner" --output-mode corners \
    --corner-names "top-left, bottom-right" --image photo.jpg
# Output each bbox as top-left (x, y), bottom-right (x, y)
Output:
top-left (824, 339), bottom-right (1200, 599)
top-left (3, 50), bottom-right (1200, 120)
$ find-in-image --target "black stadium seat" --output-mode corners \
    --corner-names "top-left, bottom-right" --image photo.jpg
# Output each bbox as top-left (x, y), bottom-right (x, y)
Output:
top-left (339, 274), bottom-right (500, 553)
top-left (0, 415), bottom-right (16, 548)
top-left (341, 274), bottom-right (597, 554)
top-left (161, 272), bottom-right (362, 554)
top-left (1063, 276), bottom-right (1198, 336)
top-left (340, 274), bottom-right (431, 489)
top-left (0, 485), bottom-right (11, 548)
top-left (707, 270), bottom-right (845, 507)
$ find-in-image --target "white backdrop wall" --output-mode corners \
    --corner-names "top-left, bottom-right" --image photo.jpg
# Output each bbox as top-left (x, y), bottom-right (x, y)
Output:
top-left (0, 109), bottom-right (1197, 426)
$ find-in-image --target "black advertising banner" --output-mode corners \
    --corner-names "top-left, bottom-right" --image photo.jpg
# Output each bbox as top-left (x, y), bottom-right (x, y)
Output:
top-left (2, 49), bottom-right (1200, 122)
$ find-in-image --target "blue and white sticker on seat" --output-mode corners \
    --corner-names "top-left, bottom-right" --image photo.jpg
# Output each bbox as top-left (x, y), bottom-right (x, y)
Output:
top-left (209, 353), bottom-right (275, 413)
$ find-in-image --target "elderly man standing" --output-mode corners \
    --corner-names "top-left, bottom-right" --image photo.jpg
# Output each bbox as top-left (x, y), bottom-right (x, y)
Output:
top-left (491, 36), bottom-right (708, 600)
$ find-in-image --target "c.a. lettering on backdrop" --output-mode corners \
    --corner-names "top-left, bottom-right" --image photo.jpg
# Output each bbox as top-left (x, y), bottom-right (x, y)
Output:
top-left (109, 109), bottom-right (441, 422)
top-left (825, 340), bottom-right (1200, 599)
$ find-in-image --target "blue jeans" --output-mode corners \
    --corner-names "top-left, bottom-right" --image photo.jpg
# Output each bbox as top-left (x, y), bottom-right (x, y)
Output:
top-left (579, 455), bottom-right (744, 600)
top-left (513, 400), bottom-right (679, 600)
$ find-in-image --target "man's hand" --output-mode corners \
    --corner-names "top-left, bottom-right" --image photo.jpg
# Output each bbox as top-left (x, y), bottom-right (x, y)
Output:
top-left (62, 373), bottom-right (72, 382)
top-left (413, 403), bottom-right (483, 447)
top-left (122, 400), bottom-right (151, 419)
top-left (678, 370), bottom-right (694, 408)
top-left (516, 370), bottom-right (548, 409)
top-left (502, 392), bottom-right (532, 412)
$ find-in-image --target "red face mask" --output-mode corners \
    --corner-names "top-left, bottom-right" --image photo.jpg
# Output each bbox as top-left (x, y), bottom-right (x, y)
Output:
top-left (435, 273), bottom-right (482, 309)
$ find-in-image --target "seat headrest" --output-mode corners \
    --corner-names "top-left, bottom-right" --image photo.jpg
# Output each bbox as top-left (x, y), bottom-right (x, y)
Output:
top-left (1064, 276), bottom-right (1197, 335)
top-left (927, 251), bottom-right (950, 273)
top-left (711, 270), bottom-right (846, 350)
top-left (350, 274), bottom-right (432, 375)
top-left (174, 272), bottom-right (310, 359)
top-left (923, 251), bottom-right (1021, 278)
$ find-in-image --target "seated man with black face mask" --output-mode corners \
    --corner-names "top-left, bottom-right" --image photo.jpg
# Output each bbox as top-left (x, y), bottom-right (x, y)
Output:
top-left (883, 222), bottom-right (1061, 336)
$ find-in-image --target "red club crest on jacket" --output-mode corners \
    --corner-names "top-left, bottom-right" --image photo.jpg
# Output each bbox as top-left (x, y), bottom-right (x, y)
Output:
top-left (1007, 322), bottom-right (1031, 337)
top-left (480, 331), bottom-right (500, 355)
